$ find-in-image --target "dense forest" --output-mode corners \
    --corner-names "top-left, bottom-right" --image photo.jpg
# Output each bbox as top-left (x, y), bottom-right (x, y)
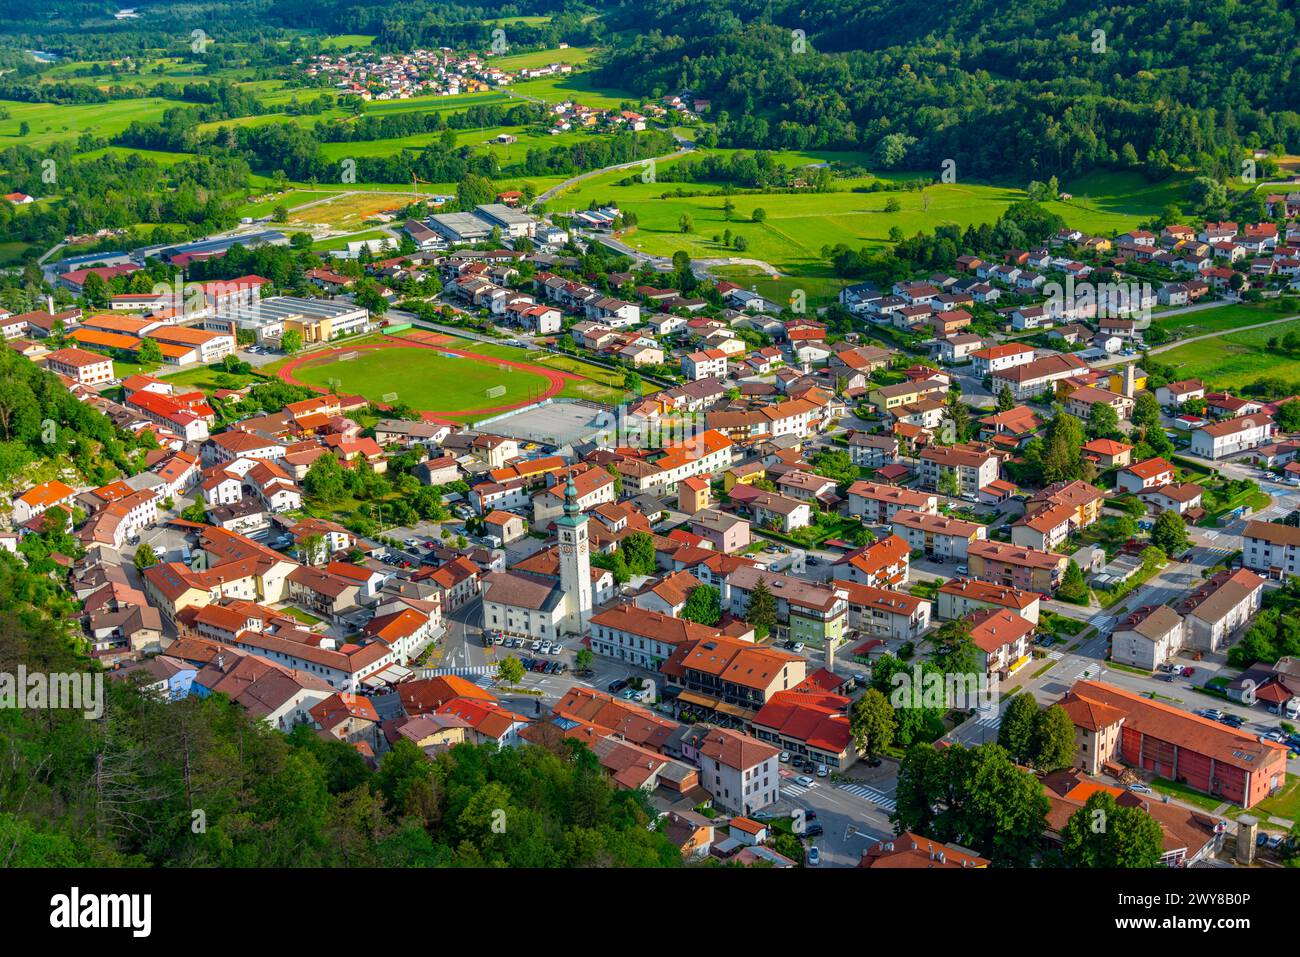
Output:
top-left (597, 0), bottom-right (1300, 179)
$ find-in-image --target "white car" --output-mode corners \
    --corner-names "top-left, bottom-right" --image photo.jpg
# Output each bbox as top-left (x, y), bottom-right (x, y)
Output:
top-left (792, 642), bottom-right (805, 654)
top-left (806, 845), bottom-right (821, 867)
top-left (955, 564), bottom-right (968, 575)
top-left (816, 764), bottom-right (829, 778)
top-left (1127, 783), bottom-right (1153, 794)
top-left (794, 775), bottom-right (816, 787)
top-left (530, 640), bottom-right (542, 652)
top-left (779, 751), bottom-right (791, 763)
top-left (540, 640), bottom-right (552, 654)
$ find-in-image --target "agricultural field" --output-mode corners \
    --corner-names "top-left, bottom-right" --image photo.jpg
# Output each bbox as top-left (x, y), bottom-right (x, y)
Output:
top-left (557, 161), bottom-right (1026, 271)
top-left (1149, 300), bottom-right (1300, 340)
top-left (490, 46), bottom-right (599, 71)
top-left (75, 146), bottom-right (196, 166)
top-left (552, 152), bottom-right (1183, 306)
top-left (235, 189), bottom-right (341, 218)
top-left (1041, 169), bottom-right (1195, 235)
top-left (317, 35), bottom-right (377, 49)
top-left (289, 345), bottom-right (555, 416)
top-left (1155, 315), bottom-right (1300, 390)
top-left (286, 191), bottom-right (422, 229)
top-left (0, 96), bottom-right (190, 148)
top-left (505, 72), bottom-right (638, 111)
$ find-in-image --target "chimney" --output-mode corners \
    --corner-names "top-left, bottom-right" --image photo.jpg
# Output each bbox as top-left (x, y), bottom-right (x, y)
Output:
top-left (1124, 362), bottom-right (1137, 398)
top-left (1237, 815), bottom-right (1259, 865)
top-left (46, 294), bottom-right (54, 314)
top-left (825, 634), bottom-right (836, 673)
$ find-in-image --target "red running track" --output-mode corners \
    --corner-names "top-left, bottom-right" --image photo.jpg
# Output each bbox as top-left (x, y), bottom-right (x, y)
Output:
top-left (274, 339), bottom-right (584, 424)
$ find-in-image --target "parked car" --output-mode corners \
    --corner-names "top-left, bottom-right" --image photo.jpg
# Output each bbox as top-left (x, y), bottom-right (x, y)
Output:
top-left (816, 764), bottom-right (829, 778)
top-left (530, 640), bottom-right (542, 652)
top-left (806, 845), bottom-right (821, 866)
top-left (531, 659), bottom-right (547, 672)
top-left (955, 564), bottom-right (968, 575)
top-left (804, 822), bottom-right (824, 837)
top-left (1257, 832), bottom-right (1270, 847)
top-left (608, 679), bottom-right (629, 693)
top-left (1182, 666), bottom-right (1195, 677)
top-left (792, 643), bottom-right (805, 654)
top-left (779, 751), bottom-right (791, 763)
top-left (1127, 783), bottom-right (1153, 794)
top-left (1268, 834), bottom-right (1285, 850)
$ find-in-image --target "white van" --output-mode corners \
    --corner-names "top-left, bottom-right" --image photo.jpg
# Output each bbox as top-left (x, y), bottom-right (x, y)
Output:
top-left (1286, 699), bottom-right (1300, 721)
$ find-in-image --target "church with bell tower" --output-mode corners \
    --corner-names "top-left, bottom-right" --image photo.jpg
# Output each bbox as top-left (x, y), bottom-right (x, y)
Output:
top-left (554, 471), bottom-right (593, 635)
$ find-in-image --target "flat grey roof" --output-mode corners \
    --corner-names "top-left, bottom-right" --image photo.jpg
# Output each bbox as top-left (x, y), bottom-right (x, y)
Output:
top-left (429, 212), bottom-right (492, 239)
top-left (221, 296), bottom-right (367, 323)
top-left (475, 203), bottom-right (536, 226)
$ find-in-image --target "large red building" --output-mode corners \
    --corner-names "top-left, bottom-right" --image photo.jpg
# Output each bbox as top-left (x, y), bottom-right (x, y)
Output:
top-left (1061, 680), bottom-right (1287, 808)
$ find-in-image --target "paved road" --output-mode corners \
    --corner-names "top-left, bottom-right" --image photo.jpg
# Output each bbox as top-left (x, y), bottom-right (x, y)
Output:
top-left (533, 146), bottom-right (694, 207)
top-left (1092, 308), bottom-right (1300, 368)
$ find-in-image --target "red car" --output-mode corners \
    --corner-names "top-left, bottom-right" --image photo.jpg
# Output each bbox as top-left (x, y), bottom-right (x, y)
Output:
top-left (1182, 666), bottom-right (1195, 677)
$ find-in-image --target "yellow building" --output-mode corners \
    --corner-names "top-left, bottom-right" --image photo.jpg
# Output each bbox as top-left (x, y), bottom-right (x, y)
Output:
top-left (723, 461), bottom-right (767, 491)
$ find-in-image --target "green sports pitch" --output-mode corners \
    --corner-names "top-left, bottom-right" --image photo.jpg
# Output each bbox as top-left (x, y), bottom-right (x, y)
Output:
top-left (291, 346), bottom-right (554, 417)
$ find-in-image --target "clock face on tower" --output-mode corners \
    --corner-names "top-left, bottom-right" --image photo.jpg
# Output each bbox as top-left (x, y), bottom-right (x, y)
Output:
top-left (559, 544), bottom-right (574, 555)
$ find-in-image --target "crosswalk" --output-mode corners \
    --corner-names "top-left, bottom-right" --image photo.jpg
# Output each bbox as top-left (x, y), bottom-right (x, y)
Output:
top-left (1045, 650), bottom-right (1065, 660)
top-left (781, 781), bottom-right (813, 798)
top-left (969, 709), bottom-right (1001, 733)
top-left (417, 665), bottom-right (497, 678)
top-left (836, 782), bottom-right (897, 812)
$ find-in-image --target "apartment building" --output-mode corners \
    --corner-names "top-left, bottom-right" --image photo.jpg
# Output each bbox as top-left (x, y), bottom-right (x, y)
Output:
top-left (936, 578), bottom-right (1041, 625)
top-left (45, 347), bottom-right (114, 386)
top-left (890, 509), bottom-right (986, 561)
top-left (1191, 415), bottom-right (1274, 460)
top-left (990, 353), bottom-right (1089, 400)
top-left (919, 443), bottom-right (999, 496)
top-left (1177, 568), bottom-right (1264, 653)
top-left (841, 581), bottom-right (932, 640)
top-left (1243, 520), bottom-right (1300, 580)
top-left (966, 540), bottom-right (1068, 594)
top-left (847, 481), bottom-right (937, 523)
top-left (687, 725), bottom-right (781, 817)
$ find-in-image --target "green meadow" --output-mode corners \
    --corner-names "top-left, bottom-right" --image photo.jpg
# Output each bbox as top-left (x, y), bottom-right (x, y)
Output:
top-left (0, 97), bottom-right (190, 147)
top-left (1156, 316), bottom-right (1300, 389)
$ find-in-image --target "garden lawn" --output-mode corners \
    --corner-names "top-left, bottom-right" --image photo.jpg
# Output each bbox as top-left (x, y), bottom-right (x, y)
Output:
top-left (1252, 776), bottom-right (1300, 824)
top-left (290, 346), bottom-right (554, 413)
top-left (1151, 777), bottom-right (1236, 814)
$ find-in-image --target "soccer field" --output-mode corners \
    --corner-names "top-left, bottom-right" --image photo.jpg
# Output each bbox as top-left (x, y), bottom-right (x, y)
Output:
top-left (290, 346), bottom-right (556, 416)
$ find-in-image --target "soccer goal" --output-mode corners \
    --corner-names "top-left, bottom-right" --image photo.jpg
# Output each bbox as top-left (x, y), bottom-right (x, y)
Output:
top-left (337, 350), bottom-right (358, 362)
top-left (381, 392), bottom-right (399, 403)
top-left (485, 385), bottom-right (507, 399)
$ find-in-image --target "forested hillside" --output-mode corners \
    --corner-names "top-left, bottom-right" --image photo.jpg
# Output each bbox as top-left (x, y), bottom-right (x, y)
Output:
top-left (597, 0), bottom-right (1300, 178)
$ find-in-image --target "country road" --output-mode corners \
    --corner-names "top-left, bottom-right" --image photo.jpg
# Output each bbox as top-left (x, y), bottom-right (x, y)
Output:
top-left (532, 146), bottom-right (694, 207)
top-left (1092, 308), bottom-right (1300, 366)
